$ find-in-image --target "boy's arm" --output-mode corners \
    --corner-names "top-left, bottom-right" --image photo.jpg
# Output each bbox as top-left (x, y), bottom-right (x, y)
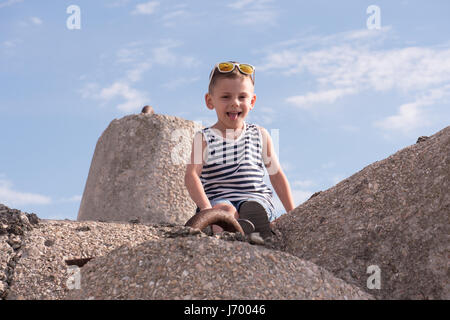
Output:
top-left (260, 127), bottom-right (295, 213)
top-left (269, 169), bottom-right (295, 213)
top-left (184, 131), bottom-right (212, 211)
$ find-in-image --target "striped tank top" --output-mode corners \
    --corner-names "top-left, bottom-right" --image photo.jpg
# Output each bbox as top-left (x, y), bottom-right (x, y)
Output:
top-left (200, 122), bottom-right (275, 211)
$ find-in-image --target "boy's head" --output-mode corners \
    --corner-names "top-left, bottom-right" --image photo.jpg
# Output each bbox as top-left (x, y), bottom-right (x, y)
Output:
top-left (205, 61), bottom-right (257, 131)
top-left (208, 61), bottom-right (255, 95)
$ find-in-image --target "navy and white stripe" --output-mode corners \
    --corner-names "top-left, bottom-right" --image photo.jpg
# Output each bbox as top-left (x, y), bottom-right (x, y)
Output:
top-left (200, 122), bottom-right (275, 211)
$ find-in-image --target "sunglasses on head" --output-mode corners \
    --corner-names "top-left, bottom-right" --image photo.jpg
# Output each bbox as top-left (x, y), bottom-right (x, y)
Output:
top-left (208, 62), bottom-right (255, 87)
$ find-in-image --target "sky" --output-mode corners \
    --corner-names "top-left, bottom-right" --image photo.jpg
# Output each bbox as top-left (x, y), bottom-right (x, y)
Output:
top-left (1, 0), bottom-right (449, 221)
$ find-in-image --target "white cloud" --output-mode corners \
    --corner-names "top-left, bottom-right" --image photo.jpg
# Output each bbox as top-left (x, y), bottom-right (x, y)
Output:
top-left (126, 62), bottom-right (152, 82)
top-left (99, 81), bottom-right (149, 112)
top-left (260, 27), bottom-right (450, 133)
top-left (81, 80), bottom-right (149, 113)
top-left (3, 41), bottom-right (14, 48)
top-left (79, 82), bottom-right (100, 99)
top-left (116, 47), bottom-right (144, 64)
top-left (152, 43), bottom-right (179, 65)
top-left (286, 87), bottom-right (357, 109)
top-left (160, 9), bottom-right (189, 27)
top-left (0, 0), bottom-right (23, 9)
top-left (3, 39), bottom-right (20, 48)
top-left (228, 0), bottom-right (255, 9)
top-left (228, 0), bottom-right (278, 26)
top-left (132, 1), bottom-right (159, 15)
top-left (374, 85), bottom-right (450, 133)
top-left (151, 39), bottom-right (199, 66)
top-left (80, 40), bottom-right (198, 113)
top-left (30, 17), bottom-right (42, 25)
top-left (0, 179), bottom-right (51, 207)
top-left (80, 47), bottom-right (153, 113)
top-left (256, 50), bottom-right (300, 72)
top-left (375, 101), bottom-right (425, 133)
top-left (257, 26), bottom-right (392, 68)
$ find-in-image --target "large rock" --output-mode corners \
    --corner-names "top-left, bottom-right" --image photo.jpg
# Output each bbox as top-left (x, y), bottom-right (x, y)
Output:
top-left (274, 126), bottom-right (450, 299)
top-left (77, 113), bottom-right (202, 224)
top-left (0, 209), bottom-right (372, 300)
top-left (66, 235), bottom-right (373, 300)
top-left (5, 218), bottom-right (164, 300)
top-left (0, 204), bottom-right (39, 299)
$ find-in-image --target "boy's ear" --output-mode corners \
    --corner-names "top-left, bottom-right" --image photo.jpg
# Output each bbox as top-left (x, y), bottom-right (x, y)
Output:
top-left (250, 94), bottom-right (257, 110)
top-left (205, 93), bottom-right (215, 110)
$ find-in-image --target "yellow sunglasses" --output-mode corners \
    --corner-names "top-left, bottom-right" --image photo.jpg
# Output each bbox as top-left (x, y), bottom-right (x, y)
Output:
top-left (208, 62), bottom-right (255, 86)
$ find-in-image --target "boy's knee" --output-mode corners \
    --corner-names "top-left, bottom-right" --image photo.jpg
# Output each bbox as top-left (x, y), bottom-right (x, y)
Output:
top-left (212, 203), bottom-right (238, 218)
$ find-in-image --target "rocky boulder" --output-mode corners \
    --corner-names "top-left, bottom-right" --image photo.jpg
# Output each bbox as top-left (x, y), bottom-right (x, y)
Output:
top-left (0, 204), bottom-right (39, 299)
top-left (77, 113), bottom-right (202, 225)
top-left (0, 205), bottom-right (372, 300)
top-left (274, 126), bottom-right (450, 299)
top-left (66, 234), bottom-right (373, 300)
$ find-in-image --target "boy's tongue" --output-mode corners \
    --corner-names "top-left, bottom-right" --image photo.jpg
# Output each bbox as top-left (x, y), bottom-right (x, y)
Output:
top-left (228, 112), bottom-right (239, 120)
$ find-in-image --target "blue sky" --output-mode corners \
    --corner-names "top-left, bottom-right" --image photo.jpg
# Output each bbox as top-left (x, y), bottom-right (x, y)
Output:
top-left (1, 0), bottom-right (449, 220)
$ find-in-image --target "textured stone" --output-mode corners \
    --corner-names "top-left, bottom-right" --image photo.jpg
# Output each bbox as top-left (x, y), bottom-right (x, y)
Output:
top-left (274, 126), bottom-right (450, 299)
top-left (66, 236), bottom-right (373, 300)
top-left (5, 218), bottom-right (163, 300)
top-left (0, 204), bottom-right (40, 299)
top-left (1, 211), bottom-right (286, 300)
top-left (77, 114), bottom-right (202, 225)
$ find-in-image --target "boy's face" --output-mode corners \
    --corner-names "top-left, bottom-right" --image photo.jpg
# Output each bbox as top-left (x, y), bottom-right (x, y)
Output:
top-left (205, 76), bottom-right (256, 131)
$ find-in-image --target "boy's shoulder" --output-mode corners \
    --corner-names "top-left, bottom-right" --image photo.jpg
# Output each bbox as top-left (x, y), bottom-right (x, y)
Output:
top-left (248, 123), bottom-right (268, 135)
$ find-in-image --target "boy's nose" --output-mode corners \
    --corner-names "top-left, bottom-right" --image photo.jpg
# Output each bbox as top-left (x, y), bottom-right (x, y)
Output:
top-left (231, 97), bottom-right (240, 106)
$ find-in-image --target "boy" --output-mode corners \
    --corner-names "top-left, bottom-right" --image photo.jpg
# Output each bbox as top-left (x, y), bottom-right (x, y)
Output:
top-left (184, 61), bottom-right (295, 238)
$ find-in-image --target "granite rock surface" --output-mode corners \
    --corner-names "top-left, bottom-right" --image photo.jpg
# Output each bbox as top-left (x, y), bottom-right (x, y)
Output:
top-left (65, 233), bottom-right (373, 300)
top-left (274, 126), bottom-right (450, 299)
top-left (77, 113), bottom-right (202, 225)
top-left (1, 208), bottom-right (372, 300)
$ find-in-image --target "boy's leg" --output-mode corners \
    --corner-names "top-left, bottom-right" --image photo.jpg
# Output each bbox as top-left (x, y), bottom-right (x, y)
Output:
top-left (210, 200), bottom-right (254, 234)
top-left (238, 199), bottom-right (273, 239)
top-left (212, 203), bottom-right (239, 219)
